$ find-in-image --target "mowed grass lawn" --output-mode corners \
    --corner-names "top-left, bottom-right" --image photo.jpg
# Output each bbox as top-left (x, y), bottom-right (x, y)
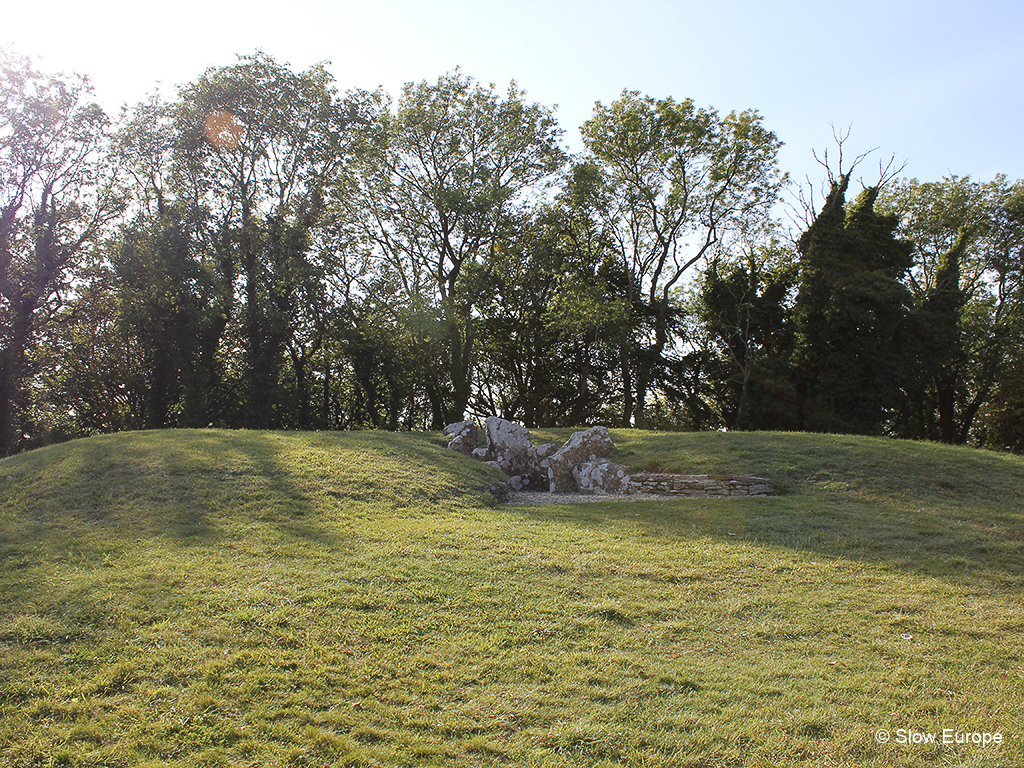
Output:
top-left (1, 428), bottom-right (1022, 767)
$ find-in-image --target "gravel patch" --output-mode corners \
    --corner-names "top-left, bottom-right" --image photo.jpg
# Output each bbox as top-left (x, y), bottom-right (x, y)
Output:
top-left (503, 491), bottom-right (666, 505)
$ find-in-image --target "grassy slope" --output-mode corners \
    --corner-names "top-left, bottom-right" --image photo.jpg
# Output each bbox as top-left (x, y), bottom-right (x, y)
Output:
top-left (0, 428), bottom-right (1022, 767)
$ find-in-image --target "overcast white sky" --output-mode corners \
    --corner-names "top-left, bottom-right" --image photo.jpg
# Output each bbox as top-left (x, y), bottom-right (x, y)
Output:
top-left (5, 0), bottom-right (1023, 195)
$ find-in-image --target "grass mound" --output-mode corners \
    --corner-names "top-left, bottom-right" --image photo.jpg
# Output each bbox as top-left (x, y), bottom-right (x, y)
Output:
top-left (1, 428), bottom-right (1022, 767)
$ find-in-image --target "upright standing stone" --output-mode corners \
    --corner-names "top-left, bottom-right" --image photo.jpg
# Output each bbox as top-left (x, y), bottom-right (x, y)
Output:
top-left (533, 443), bottom-right (558, 463)
top-left (485, 417), bottom-right (537, 478)
top-left (542, 426), bottom-right (616, 493)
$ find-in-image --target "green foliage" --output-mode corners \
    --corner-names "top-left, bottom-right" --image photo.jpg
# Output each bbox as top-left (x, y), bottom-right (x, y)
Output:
top-left (112, 211), bottom-right (231, 429)
top-left (792, 176), bottom-right (915, 434)
top-left (31, 261), bottom-right (144, 444)
top-left (581, 91), bottom-right (785, 427)
top-left (880, 176), bottom-right (1024, 445)
top-left (474, 208), bottom-right (626, 426)
top-left (171, 51), bottom-right (362, 429)
top-left (697, 241), bottom-right (798, 430)
top-left (0, 48), bottom-right (124, 455)
top-left (4, 47), bottom-right (1024, 452)
top-left (348, 69), bottom-right (565, 426)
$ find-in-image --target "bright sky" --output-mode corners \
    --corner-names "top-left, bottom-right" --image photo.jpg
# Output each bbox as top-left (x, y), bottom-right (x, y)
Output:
top-left (5, 0), bottom-right (1023, 199)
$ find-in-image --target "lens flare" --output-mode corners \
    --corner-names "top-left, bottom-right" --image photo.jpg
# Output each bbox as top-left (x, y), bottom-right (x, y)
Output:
top-left (203, 110), bottom-right (245, 150)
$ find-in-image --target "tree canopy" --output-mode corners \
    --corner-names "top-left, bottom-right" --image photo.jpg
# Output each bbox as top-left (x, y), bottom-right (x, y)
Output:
top-left (1, 48), bottom-right (1022, 455)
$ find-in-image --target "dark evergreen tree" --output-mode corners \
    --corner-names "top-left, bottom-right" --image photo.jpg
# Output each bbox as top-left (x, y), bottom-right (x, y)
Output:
top-left (791, 174), bottom-right (914, 434)
top-left (899, 231), bottom-right (968, 442)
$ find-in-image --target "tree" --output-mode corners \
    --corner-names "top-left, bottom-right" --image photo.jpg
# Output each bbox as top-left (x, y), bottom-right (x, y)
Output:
top-left (473, 215), bottom-right (568, 424)
top-left (349, 70), bottom-right (565, 427)
top-left (112, 209), bottom-right (230, 428)
top-left (580, 91), bottom-right (785, 427)
top-left (172, 52), bottom-right (361, 428)
top-left (474, 201), bottom-right (626, 426)
top-left (880, 175), bottom-right (1024, 444)
top-left (32, 260), bottom-right (144, 443)
top-left (103, 91), bottom-right (234, 429)
top-left (791, 173), bottom-right (915, 434)
top-left (0, 50), bottom-right (123, 455)
top-left (978, 181), bottom-right (1024, 448)
top-left (698, 238), bottom-right (798, 430)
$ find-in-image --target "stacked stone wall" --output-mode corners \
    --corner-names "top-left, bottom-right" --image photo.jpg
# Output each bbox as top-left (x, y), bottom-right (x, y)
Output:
top-left (629, 473), bottom-right (774, 498)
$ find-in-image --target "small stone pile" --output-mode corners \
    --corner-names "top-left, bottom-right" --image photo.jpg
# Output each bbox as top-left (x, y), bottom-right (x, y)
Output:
top-left (443, 417), bottom-right (628, 495)
top-left (443, 417), bottom-right (774, 499)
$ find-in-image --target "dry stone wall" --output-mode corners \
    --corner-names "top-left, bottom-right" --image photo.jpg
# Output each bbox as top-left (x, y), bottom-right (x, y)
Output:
top-left (628, 472), bottom-right (774, 497)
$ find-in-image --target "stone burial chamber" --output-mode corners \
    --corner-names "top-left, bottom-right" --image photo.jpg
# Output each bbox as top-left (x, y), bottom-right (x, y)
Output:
top-left (442, 417), bottom-right (774, 499)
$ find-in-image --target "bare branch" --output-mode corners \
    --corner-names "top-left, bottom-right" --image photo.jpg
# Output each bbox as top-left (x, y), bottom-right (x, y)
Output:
top-left (876, 154), bottom-right (908, 188)
top-left (788, 123), bottom-right (902, 238)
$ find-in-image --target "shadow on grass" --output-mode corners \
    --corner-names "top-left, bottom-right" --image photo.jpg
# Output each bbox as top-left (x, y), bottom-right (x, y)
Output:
top-left (507, 430), bottom-right (1024, 589)
top-left (5, 428), bottom-right (1022, 590)
top-left (0, 430), bottom-right (343, 554)
top-left (0, 429), bottom-right (503, 561)
top-left (511, 493), bottom-right (1024, 590)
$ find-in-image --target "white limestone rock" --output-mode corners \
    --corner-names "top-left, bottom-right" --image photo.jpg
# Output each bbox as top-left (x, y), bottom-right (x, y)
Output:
top-left (485, 417), bottom-right (538, 478)
top-left (574, 459), bottom-right (630, 495)
top-left (443, 421), bottom-right (478, 455)
top-left (543, 426), bottom-right (616, 493)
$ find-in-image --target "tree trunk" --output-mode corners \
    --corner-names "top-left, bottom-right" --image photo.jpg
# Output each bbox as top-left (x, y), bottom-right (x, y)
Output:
top-left (444, 309), bottom-right (474, 424)
top-left (0, 295), bottom-right (36, 456)
top-left (619, 332), bottom-right (633, 428)
top-left (935, 370), bottom-right (957, 443)
top-left (634, 366), bottom-right (650, 430)
top-left (424, 379), bottom-right (446, 431)
top-left (293, 354), bottom-right (309, 429)
top-left (736, 365), bottom-right (752, 431)
top-left (958, 383), bottom-right (992, 445)
top-left (0, 350), bottom-right (18, 457)
top-left (146, 344), bottom-right (174, 429)
top-left (635, 298), bottom-right (671, 430)
top-left (321, 357), bottom-right (332, 429)
top-left (567, 335), bottom-right (593, 427)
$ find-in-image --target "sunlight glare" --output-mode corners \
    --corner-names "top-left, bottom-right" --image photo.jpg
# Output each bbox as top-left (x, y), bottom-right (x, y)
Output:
top-left (203, 110), bottom-right (244, 150)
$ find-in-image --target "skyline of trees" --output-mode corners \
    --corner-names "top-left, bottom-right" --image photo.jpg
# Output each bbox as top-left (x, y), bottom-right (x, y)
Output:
top-left (2, 49), bottom-right (1022, 456)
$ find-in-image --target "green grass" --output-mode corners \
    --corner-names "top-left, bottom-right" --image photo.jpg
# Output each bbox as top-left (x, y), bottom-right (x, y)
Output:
top-left (1, 428), bottom-right (1022, 767)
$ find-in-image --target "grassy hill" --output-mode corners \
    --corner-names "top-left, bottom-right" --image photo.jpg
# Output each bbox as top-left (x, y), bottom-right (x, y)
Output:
top-left (1, 428), bottom-right (1022, 767)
